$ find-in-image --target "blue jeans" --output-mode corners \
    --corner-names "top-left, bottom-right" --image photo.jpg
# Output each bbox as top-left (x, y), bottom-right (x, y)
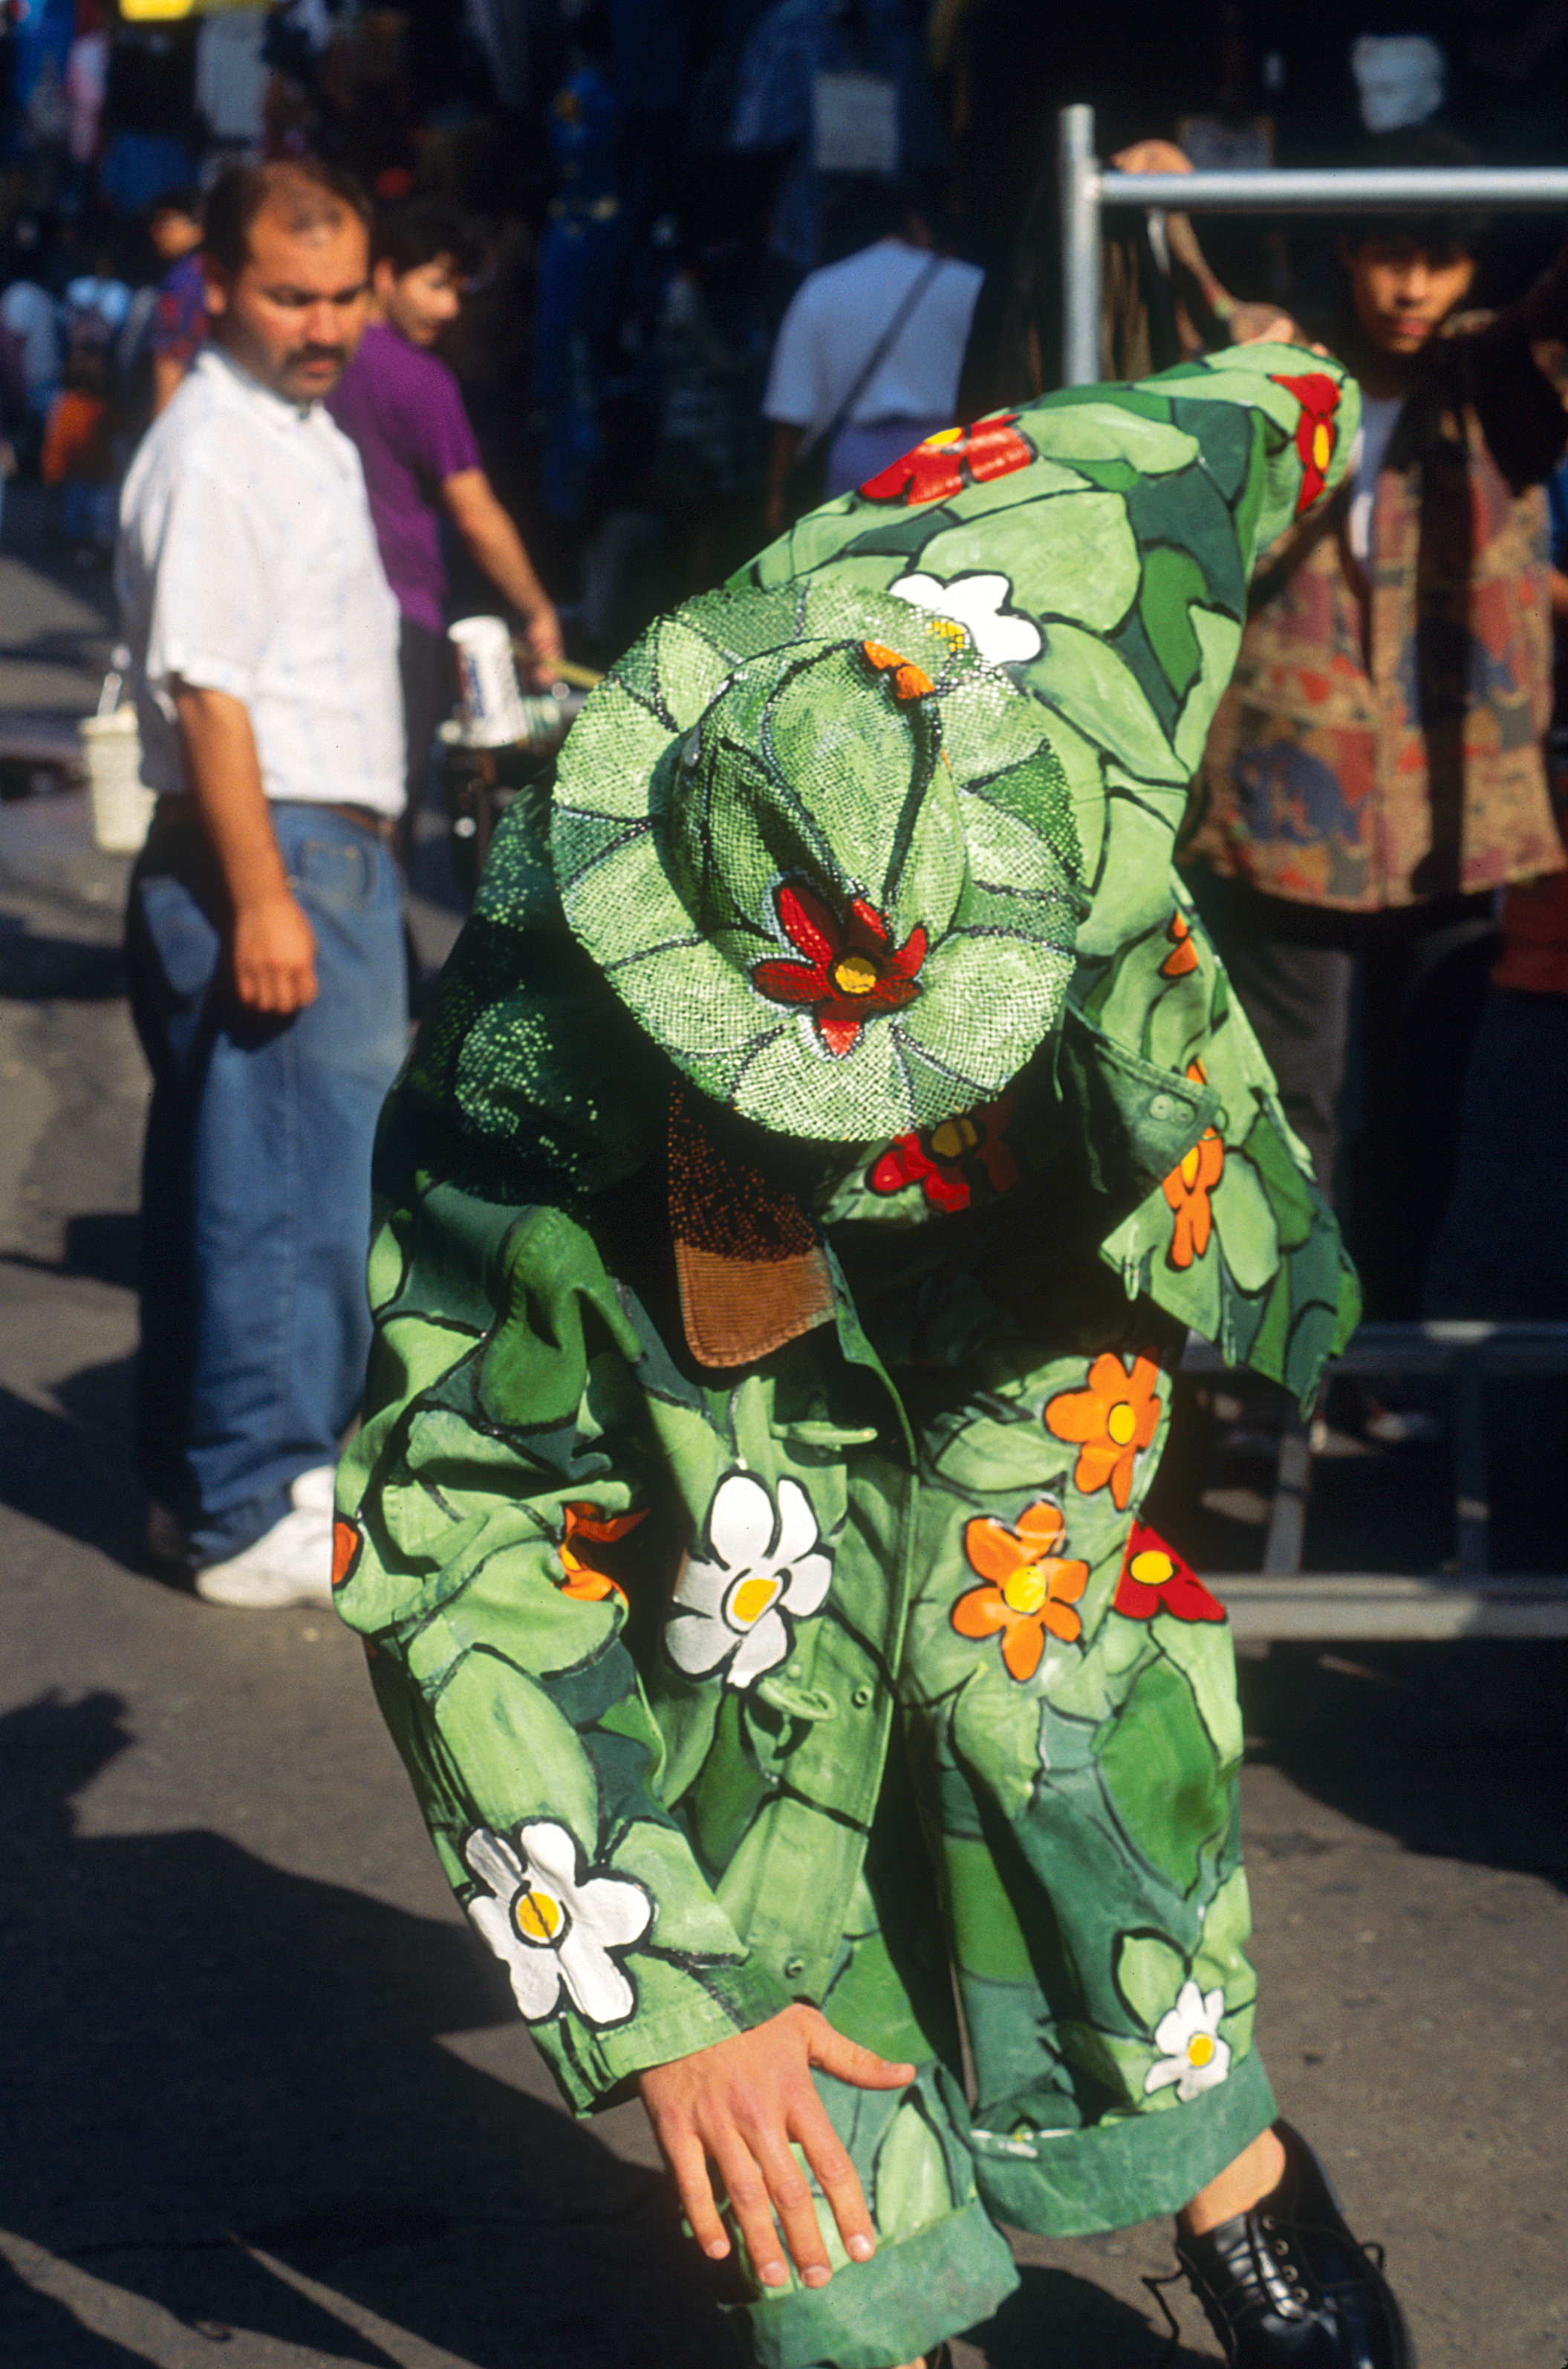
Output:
top-left (126, 803), bottom-right (408, 1563)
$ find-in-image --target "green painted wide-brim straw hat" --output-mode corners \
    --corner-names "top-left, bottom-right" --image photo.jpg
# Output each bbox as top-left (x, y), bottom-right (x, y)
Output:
top-left (552, 578), bottom-right (1084, 1143)
top-left (551, 349), bottom-right (1356, 1143)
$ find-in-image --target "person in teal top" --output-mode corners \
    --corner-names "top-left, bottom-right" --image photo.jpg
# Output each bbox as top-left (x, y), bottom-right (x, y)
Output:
top-left (334, 347), bottom-right (1413, 2369)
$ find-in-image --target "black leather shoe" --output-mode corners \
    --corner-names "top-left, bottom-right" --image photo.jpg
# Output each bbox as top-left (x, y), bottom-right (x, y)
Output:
top-left (1173, 2122), bottom-right (1415, 2367)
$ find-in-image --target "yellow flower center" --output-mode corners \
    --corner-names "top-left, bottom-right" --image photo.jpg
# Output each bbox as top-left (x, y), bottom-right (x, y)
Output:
top-left (1187, 2032), bottom-right (1216, 2067)
top-left (1129, 1550), bottom-right (1174, 1588)
top-left (1312, 420), bottom-right (1332, 472)
top-left (1107, 1400), bottom-right (1138, 1448)
top-left (513, 1886), bottom-right (565, 1946)
top-left (729, 1573), bottom-right (782, 1628)
top-left (1002, 1565), bottom-right (1048, 1616)
top-left (928, 615), bottom-right (966, 646)
top-left (929, 1116), bottom-right (978, 1161)
top-left (833, 953), bottom-right (879, 997)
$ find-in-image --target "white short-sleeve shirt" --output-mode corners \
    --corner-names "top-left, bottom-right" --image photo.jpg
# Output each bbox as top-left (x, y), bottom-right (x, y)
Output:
top-left (117, 345), bottom-right (406, 814)
top-left (763, 240), bottom-right (984, 438)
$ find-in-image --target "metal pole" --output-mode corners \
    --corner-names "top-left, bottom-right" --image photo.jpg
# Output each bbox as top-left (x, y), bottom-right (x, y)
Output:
top-left (1058, 108), bottom-right (1568, 388)
top-left (1058, 103), bottom-right (1102, 389)
top-left (1097, 163), bottom-right (1568, 212)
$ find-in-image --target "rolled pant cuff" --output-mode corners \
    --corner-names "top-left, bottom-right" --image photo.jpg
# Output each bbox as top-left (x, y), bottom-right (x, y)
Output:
top-left (970, 2046), bottom-right (1278, 2236)
top-left (730, 2194), bottom-right (1020, 2369)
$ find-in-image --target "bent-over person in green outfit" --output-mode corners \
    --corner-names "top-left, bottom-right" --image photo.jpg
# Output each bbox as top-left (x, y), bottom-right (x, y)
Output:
top-left (334, 347), bottom-right (1414, 2369)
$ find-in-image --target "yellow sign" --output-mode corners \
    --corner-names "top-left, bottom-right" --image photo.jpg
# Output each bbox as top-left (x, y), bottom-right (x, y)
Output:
top-left (120, 0), bottom-right (264, 20)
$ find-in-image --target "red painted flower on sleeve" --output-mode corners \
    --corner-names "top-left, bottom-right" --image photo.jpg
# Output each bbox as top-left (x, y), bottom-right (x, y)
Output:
top-left (860, 415), bottom-right (1033, 506)
top-left (1270, 371), bottom-right (1342, 516)
top-left (331, 1518), bottom-right (360, 1590)
top-left (1113, 1522), bottom-right (1226, 1622)
top-left (752, 884), bottom-right (925, 1057)
top-left (869, 1096), bottom-right (1018, 1212)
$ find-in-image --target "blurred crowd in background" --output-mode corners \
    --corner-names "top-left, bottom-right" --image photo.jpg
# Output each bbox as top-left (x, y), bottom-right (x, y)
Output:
top-left (7, 0), bottom-right (1568, 1388)
top-left (1, 0), bottom-right (1567, 631)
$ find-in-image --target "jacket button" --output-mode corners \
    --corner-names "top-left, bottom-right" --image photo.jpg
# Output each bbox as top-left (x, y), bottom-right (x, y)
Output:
top-left (784, 1957), bottom-right (805, 1980)
top-left (852, 1684), bottom-right (873, 1707)
top-left (1148, 1093), bottom-right (1174, 1119)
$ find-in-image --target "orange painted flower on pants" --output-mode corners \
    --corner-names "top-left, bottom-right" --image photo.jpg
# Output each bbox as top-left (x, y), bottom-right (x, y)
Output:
top-left (952, 1499), bottom-right (1089, 1678)
top-left (1044, 1352), bottom-right (1162, 1510)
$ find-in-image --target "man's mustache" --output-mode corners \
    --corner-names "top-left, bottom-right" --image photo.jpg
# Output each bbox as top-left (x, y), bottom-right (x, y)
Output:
top-left (286, 345), bottom-right (346, 371)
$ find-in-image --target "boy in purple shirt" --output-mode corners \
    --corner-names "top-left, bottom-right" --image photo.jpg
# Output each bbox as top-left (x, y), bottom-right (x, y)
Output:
top-left (328, 198), bottom-right (562, 806)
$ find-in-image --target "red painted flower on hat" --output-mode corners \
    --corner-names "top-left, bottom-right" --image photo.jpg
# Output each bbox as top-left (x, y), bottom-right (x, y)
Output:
top-left (1160, 910), bottom-right (1200, 978)
top-left (953, 1498), bottom-right (1090, 1677)
top-left (869, 1096), bottom-right (1018, 1212)
top-left (1161, 1060), bottom-right (1224, 1270)
top-left (752, 883), bottom-right (926, 1057)
top-left (559, 1502), bottom-right (648, 1603)
top-left (860, 415), bottom-right (1032, 506)
top-left (1113, 1522), bottom-right (1226, 1623)
top-left (1270, 371), bottom-right (1341, 516)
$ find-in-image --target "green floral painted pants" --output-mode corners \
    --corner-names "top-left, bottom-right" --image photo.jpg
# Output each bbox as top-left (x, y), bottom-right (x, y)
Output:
top-left (729, 1320), bottom-right (1275, 2369)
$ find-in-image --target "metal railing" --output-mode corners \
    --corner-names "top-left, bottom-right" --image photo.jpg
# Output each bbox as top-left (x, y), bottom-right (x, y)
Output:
top-left (1181, 1325), bottom-right (1568, 1640)
top-left (1058, 102), bottom-right (1568, 385)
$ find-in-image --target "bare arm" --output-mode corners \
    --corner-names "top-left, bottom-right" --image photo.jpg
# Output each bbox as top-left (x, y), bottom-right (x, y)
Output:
top-left (440, 467), bottom-right (562, 684)
top-left (171, 683), bottom-right (317, 1015)
top-left (637, 2003), bottom-right (914, 2288)
top-left (152, 351), bottom-right (187, 417)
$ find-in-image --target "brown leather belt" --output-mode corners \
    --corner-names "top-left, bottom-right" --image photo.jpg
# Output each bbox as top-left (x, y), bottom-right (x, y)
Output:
top-left (152, 793), bottom-right (400, 845)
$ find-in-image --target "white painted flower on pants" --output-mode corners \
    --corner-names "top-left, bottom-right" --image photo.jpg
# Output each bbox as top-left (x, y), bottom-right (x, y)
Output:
top-left (1145, 1978), bottom-right (1232, 2102)
top-left (666, 1471), bottom-right (832, 1689)
top-left (463, 1820), bottom-right (652, 2027)
top-left (889, 569), bottom-right (1043, 664)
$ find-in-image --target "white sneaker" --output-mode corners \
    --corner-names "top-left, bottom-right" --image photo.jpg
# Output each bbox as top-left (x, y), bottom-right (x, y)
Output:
top-left (194, 1465), bottom-right (338, 1609)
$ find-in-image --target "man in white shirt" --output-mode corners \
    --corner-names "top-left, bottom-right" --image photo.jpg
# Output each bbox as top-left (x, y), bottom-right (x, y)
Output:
top-left (763, 182), bottom-right (983, 533)
top-left (119, 157), bottom-right (407, 1610)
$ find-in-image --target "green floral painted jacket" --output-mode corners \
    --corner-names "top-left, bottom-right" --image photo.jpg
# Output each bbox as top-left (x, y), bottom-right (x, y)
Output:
top-left (334, 350), bottom-right (1362, 2116)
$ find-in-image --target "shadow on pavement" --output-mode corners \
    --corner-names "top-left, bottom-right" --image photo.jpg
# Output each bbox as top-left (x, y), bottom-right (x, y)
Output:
top-left (0, 1361), bottom-right (148, 1573)
top-left (973, 2263), bottom-right (1213, 2366)
top-left (1238, 1640), bottom-right (1568, 1894)
top-left (1, 1688), bottom-right (746, 2368)
top-left (0, 912), bottom-right (125, 999)
top-left (2, 1211), bottom-right (141, 1291)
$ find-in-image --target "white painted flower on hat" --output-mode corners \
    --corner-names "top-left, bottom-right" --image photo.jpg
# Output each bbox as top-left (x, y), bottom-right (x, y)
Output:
top-left (888, 570), bottom-right (1043, 665)
top-left (1145, 1978), bottom-right (1232, 2102)
top-left (463, 1821), bottom-right (653, 2027)
top-left (666, 1471), bottom-right (832, 1689)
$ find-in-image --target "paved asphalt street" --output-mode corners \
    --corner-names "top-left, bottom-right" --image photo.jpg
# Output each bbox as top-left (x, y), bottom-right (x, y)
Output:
top-left (0, 528), bottom-right (1564, 2369)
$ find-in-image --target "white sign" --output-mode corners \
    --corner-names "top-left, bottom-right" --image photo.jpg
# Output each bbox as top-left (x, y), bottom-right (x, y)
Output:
top-left (812, 72), bottom-right (899, 175)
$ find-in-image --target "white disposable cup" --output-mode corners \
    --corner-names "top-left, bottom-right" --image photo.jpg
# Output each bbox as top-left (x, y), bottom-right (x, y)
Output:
top-left (449, 614), bottom-right (528, 747)
top-left (80, 707), bottom-right (154, 854)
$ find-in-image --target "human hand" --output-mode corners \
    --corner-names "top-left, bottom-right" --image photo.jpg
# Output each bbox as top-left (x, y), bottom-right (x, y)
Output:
top-left (1229, 303), bottom-right (1318, 349)
top-left (1109, 139), bottom-right (1191, 177)
top-left (637, 2003), bottom-right (914, 2290)
top-left (231, 887), bottom-right (319, 1013)
top-left (518, 602), bottom-right (565, 688)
